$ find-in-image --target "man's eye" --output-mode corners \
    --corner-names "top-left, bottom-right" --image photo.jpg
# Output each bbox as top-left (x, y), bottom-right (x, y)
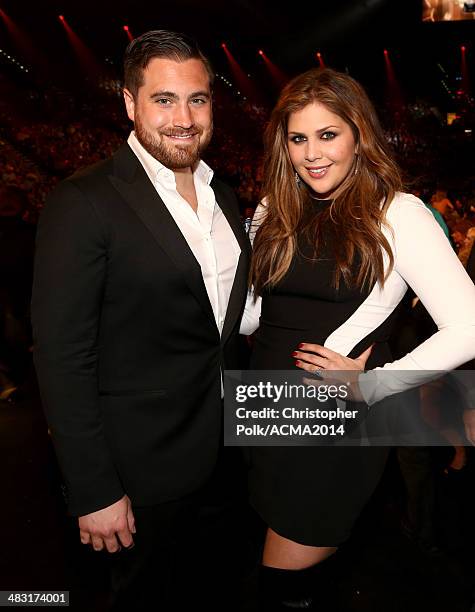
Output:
top-left (321, 131), bottom-right (336, 140)
top-left (191, 98), bottom-right (206, 105)
top-left (156, 99), bottom-right (171, 105)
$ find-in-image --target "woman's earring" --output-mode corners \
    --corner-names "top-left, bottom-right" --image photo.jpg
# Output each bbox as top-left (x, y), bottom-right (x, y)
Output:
top-left (353, 153), bottom-right (359, 176)
top-left (295, 171), bottom-right (301, 185)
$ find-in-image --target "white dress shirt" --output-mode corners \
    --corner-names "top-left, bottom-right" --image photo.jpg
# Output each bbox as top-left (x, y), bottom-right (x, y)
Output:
top-left (128, 131), bottom-right (240, 335)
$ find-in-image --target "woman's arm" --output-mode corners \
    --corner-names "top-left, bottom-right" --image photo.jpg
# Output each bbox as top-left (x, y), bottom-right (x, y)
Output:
top-left (239, 201), bottom-right (267, 336)
top-left (376, 195), bottom-right (475, 371)
top-left (240, 292), bottom-right (262, 336)
top-left (295, 194), bottom-right (475, 404)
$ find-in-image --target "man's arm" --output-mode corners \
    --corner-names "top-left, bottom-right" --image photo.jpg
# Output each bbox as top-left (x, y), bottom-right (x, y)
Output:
top-left (32, 179), bottom-right (126, 525)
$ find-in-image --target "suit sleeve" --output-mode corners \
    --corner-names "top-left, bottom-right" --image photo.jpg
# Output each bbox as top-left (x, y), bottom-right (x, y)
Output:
top-left (32, 180), bottom-right (124, 516)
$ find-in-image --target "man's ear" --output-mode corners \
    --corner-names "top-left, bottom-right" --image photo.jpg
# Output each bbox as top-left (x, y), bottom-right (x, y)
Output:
top-left (123, 88), bottom-right (135, 122)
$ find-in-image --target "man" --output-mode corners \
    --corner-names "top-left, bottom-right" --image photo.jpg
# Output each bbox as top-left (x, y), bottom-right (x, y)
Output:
top-left (32, 30), bottom-right (250, 609)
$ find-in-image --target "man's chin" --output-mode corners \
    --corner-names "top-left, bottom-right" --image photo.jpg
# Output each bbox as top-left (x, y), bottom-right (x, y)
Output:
top-left (134, 128), bottom-right (209, 170)
top-left (166, 150), bottom-right (201, 170)
top-left (168, 160), bottom-right (199, 170)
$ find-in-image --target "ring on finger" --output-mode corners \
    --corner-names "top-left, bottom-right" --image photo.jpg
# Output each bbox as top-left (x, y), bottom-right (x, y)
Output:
top-left (312, 366), bottom-right (322, 378)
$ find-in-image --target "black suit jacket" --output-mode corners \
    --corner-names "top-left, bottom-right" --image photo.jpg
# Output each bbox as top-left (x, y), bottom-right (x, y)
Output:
top-left (32, 143), bottom-right (250, 516)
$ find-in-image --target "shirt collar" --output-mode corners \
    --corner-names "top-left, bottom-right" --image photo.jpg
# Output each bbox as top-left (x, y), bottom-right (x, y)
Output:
top-left (127, 131), bottom-right (214, 187)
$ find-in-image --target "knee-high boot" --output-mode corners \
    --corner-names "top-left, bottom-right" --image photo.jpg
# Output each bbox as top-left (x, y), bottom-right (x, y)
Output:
top-left (258, 555), bottom-right (337, 611)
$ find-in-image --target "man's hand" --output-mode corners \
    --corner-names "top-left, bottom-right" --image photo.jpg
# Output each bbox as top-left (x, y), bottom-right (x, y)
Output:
top-left (463, 409), bottom-right (475, 446)
top-left (78, 494), bottom-right (136, 553)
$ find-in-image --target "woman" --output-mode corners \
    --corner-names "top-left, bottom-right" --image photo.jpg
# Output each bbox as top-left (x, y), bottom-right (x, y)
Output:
top-left (240, 68), bottom-right (475, 610)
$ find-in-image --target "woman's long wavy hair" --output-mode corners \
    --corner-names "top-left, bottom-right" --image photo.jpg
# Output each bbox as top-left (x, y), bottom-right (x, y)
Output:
top-left (250, 68), bottom-right (403, 296)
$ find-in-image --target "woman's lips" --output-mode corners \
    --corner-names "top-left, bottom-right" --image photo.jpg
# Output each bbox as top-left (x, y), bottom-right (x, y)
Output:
top-left (305, 164), bottom-right (331, 179)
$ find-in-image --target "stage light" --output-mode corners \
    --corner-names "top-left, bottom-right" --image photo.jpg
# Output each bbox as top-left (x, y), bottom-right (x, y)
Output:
top-left (258, 48), bottom-right (288, 88)
top-left (460, 44), bottom-right (470, 93)
top-left (221, 42), bottom-right (260, 101)
top-left (0, 6), bottom-right (49, 73)
top-left (122, 24), bottom-right (133, 40)
top-left (383, 47), bottom-right (403, 113)
top-left (315, 51), bottom-right (325, 67)
top-left (58, 13), bottom-right (105, 81)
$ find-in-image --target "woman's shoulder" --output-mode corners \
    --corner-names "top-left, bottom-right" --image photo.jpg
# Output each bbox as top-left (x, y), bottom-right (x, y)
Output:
top-left (384, 191), bottom-right (433, 227)
top-left (386, 191), bottom-right (427, 213)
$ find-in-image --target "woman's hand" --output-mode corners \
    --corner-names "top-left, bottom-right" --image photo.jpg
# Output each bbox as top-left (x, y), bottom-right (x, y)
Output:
top-left (293, 343), bottom-right (373, 376)
top-left (293, 343), bottom-right (373, 402)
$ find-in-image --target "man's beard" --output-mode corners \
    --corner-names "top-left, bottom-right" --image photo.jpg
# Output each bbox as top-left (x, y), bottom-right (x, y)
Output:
top-left (134, 116), bottom-right (212, 170)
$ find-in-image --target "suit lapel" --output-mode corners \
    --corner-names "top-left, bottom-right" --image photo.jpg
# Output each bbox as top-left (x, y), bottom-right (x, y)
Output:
top-left (212, 179), bottom-right (251, 344)
top-left (109, 144), bottom-right (218, 331)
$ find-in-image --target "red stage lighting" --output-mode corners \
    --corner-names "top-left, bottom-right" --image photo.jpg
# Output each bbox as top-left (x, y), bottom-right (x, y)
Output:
top-left (383, 48), bottom-right (403, 113)
top-left (0, 6), bottom-right (51, 75)
top-left (122, 24), bottom-right (133, 40)
top-left (221, 43), bottom-right (260, 101)
top-left (58, 14), bottom-right (105, 81)
top-left (315, 51), bottom-right (325, 68)
top-left (460, 45), bottom-right (470, 93)
top-left (258, 49), bottom-right (288, 88)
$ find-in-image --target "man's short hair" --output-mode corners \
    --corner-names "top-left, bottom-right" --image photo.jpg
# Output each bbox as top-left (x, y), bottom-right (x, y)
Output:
top-left (124, 29), bottom-right (214, 98)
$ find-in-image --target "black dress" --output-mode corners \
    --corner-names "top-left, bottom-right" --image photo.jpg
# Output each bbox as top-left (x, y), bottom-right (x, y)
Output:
top-left (248, 201), bottom-right (395, 546)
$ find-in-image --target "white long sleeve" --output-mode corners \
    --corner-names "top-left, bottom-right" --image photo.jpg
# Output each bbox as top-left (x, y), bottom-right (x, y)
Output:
top-left (379, 194), bottom-right (475, 370)
top-left (358, 193), bottom-right (475, 404)
top-left (239, 202), bottom-right (267, 335)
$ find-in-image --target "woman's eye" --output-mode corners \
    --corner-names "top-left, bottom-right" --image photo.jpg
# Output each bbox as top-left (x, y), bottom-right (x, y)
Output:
top-left (290, 135), bottom-right (306, 143)
top-left (321, 131), bottom-right (336, 140)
